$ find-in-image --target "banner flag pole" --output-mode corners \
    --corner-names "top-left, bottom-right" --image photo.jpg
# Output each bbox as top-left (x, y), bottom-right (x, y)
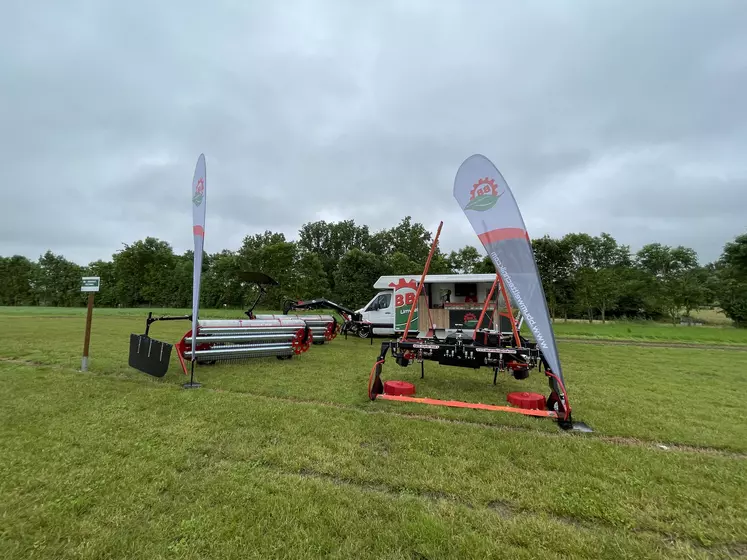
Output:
top-left (183, 153), bottom-right (206, 389)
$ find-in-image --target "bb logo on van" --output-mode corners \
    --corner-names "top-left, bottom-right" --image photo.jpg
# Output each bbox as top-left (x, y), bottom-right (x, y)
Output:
top-left (465, 177), bottom-right (502, 211)
top-left (388, 278), bottom-right (418, 331)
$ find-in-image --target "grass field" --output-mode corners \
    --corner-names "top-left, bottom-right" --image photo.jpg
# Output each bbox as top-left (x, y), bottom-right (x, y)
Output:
top-left (1, 306), bottom-right (746, 559)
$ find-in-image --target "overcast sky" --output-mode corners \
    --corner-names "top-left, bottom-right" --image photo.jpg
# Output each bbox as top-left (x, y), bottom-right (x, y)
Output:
top-left (2, 0), bottom-right (746, 267)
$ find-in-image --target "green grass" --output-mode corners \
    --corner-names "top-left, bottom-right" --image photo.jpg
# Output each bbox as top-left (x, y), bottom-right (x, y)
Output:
top-left (1, 307), bottom-right (746, 558)
top-left (5, 305), bottom-right (747, 345)
top-left (550, 320), bottom-right (747, 345)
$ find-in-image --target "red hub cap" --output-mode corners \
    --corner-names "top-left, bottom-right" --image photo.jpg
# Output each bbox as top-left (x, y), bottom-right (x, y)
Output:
top-left (506, 391), bottom-right (546, 410)
top-left (383, 380), bottom-right (416, 396)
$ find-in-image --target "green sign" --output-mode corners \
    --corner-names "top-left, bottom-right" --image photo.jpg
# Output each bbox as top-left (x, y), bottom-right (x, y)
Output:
top-left (81, 276), bottom-right (100, 293)
top-left (389, 278), bottom-right (418, 331)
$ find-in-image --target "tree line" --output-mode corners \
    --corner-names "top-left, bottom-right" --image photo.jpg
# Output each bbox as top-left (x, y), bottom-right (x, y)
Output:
top-left (1, 217), bottom-right (746, 326)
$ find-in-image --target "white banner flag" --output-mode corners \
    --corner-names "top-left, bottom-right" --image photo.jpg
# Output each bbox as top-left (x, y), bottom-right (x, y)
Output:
top-left (191, 154), bottom-right (206, 361)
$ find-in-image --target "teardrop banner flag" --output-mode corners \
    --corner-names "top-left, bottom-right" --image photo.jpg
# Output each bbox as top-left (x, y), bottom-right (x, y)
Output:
top-left (452, 154), bottom-right (565, 388)
top-left (191, 153), bottom-right (206, 362)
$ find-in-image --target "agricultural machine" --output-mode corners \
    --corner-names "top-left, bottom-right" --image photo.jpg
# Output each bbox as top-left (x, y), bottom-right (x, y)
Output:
top-left (282, 297), bottom-right (389, 341)
top-left (128, 271), bottom-right (315, 381)
top-left (126, 156), bottom-right (343, 386)
top-left (367, 154), bottom-right (592, 432)
top-left (240, 272), bottom-right (340, 345)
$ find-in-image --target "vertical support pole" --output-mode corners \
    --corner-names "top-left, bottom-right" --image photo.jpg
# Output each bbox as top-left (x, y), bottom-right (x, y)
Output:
top-left (402, 221), bottom-right (442, 341)
top-left (497, 274), bottom-right (521, 346)
top-left (81, 293), bottom-right (94, 371)
top-left (473, 273), bottom-right (500, 339)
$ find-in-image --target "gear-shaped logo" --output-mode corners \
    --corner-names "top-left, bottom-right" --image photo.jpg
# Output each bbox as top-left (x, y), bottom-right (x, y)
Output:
top-left (465, 177), bottom-right (501, 211)
top-left (193, 177), bottom-right (205, 207)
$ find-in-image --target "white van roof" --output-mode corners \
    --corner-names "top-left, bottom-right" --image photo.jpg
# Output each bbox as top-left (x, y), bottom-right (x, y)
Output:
top-left (373, 273), bottom-right (497, 289)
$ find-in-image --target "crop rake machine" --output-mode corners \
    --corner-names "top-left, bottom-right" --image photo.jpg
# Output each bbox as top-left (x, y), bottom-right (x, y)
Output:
top-left (241, 272), bottom-right (340, 345)
top-left (282, 297), bottom-right (392, 343)
top-left (128, 270), bottom-right (343, 381)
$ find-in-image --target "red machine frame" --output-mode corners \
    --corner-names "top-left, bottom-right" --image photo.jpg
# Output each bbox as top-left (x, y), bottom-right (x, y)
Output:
top-left (367, 221), bottom-right (582, 431)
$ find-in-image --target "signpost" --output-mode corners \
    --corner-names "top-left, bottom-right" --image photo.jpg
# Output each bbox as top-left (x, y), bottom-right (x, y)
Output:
top-left (80, 277), bottom-right (100, 371)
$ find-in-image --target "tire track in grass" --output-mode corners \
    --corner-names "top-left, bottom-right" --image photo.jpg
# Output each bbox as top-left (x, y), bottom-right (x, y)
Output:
top-left (230, 456), bottom-right (746, 558)
top-left (4, 359), bottom-right (746, 556)
top-left (557, 338), bottom-right (747, 351)
top-left (4, 357), bottom-right (746, 459)
top-left (204, 385), bottom-right (747, 460)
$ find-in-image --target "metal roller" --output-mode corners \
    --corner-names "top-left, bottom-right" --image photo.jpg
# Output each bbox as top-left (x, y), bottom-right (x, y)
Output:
top-left (191, 333), bottom-right (298, 344)
top-left (173, 317), bottom-right (313, 369)
top-left (197, 318), bottom-right (307, 329)
top-left (255, 314), bottom-right (339, 344)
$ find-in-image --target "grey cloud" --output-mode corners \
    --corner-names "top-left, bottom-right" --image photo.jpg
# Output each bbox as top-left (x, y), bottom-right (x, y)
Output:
top-left (2, 0), bottom-right (746, 268)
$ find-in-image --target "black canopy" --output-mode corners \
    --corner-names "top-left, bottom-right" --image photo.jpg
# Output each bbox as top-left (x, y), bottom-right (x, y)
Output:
top-left (237, 271), bottom-right (279, 286)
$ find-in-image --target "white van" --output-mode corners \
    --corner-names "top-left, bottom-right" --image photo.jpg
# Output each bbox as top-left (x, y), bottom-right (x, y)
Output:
top-left (357, 273), bottom-right (518, 337)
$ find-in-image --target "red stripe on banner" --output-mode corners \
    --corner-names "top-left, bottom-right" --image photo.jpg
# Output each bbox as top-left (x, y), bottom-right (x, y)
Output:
top-left (193, 225), bottom-right (205, 237)
top-left (478, 228), bottom-right (528, 245)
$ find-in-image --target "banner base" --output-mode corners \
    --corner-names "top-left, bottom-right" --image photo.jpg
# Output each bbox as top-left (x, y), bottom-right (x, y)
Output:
top-left (182, 381), bottom-right (202, 389)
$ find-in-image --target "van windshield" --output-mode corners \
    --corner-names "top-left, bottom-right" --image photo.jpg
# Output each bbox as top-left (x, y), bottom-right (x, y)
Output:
top-left (368, 293), bottom-right (391, 311)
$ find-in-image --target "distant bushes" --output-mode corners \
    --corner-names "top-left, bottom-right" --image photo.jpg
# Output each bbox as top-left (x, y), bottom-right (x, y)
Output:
top-left (1, 219), bottom-right (746, 327)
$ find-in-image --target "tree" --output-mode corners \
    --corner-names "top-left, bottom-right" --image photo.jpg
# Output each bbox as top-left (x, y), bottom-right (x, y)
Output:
top-left (447, 246), bottom-right (482, 274)
top-left (34, 251), bottom-right (84, 307)
top-left (589, 233), bottom-right (631, 323)
top-left (297, 220), bottom-right (370, 292)
top-left (426, 248), bottom-right (454, 274)
top-left (676, 267), bottom-right (710, 322)
top-left (474, 255), bottom-right (496, 274)
top-left (715, 273), bottom-right (747, 327)
top-left (562, 233), bottom-right (599, 321)
top-left (368, 216), bottom-right (433, 264)
top-left (295, 252), bottom-right (330, 300)
top-left (713, 233), bottom-right (747, 326)
top-left (0, 255), bottom-right (38, 306)
top-left (333, 248), bottom-right (392, 309)
top-left (201, 250), bottom-right (246, 309)
top-left (4, 218), bottom-right (743, 323)
top-left (112, 237), bottom-right (178, 307)
top-left (635, 243), bottom-right (701, 324)
top-left (166, 252), bottom-right (194, 308)
top-left (85, 259), bottom-right (117, 307)
top-left (236, 233), bottom-right (299, 308)
top-left (387, 251), bottom-right (421, 275)
top-left (718, 233), bottom-right (747, 275)
top-left (532, 236), bottom-right (574, 320)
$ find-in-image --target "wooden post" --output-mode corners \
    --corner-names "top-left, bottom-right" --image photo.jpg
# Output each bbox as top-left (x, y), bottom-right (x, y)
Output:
top-left (81, 293), bottom-right (94, 371)
top-left (80, 276), bottom-right (100, 371)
